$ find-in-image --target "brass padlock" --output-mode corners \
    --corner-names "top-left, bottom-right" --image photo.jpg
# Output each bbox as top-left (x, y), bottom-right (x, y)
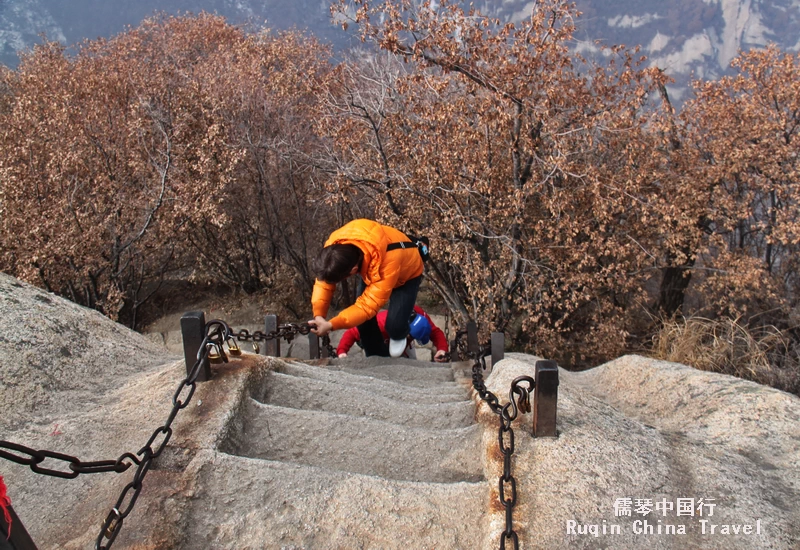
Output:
top-left (252, 341), bottom-right (260, 354)
top-left (102, 509), bottom-right (121, 539)
top-left (227, 338), bottom-right (242, 356)
top-left (207, 343), bottom-right (224, 364)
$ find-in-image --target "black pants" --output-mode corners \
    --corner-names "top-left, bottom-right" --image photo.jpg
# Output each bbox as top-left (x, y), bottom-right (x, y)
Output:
top-left (357, 275), bottom-right (422, 357)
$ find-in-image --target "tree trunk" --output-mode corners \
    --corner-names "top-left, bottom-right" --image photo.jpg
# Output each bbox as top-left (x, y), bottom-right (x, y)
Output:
top-left (656, 258), bottom-right (694, 318)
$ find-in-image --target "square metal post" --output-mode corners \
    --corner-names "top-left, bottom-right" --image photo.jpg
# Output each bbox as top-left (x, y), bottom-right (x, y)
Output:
top-left (490, 331), bottom-right (504, 369)
top-left (180, 311), bottom-right (211, 382)
top-left (320, 337), bottom-right (330, 358)
top-left (309, 333), bottom-right (320, 359)
top-left (264, 314), bottom-right (280, 357)
top-left (449, 340), bottom-right (459, 361)
top-left (533, 360), bottom-right (559, 437)
top-left (466, 320), bottom-right (479, 355)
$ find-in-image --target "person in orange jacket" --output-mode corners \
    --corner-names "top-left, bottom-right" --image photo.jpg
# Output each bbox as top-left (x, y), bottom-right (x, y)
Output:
top-left (337, 305), bottom-right (449, 361)
top-left (308, 219), bottom-right (425, 358)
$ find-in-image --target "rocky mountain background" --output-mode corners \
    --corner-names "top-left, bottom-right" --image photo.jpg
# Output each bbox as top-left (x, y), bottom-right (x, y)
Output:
top-left (2, 0), bottom-right (799, 106)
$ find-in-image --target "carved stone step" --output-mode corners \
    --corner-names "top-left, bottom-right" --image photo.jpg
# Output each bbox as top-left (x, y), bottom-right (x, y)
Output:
top-left (220, 399), bottom-right (484, 483)
top-left (259, 370), bottom-right (476, 429)
top-left (182, 450), bottom-right (487, 550)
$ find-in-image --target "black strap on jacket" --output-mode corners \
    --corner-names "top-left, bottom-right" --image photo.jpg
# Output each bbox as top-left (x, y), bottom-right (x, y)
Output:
top-left (387, 236), bottom-right (430, 262)
top-left (387, 241), bottom-right (416, 251)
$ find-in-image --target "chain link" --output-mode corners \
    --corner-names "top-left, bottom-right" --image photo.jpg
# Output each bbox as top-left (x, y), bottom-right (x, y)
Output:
top-left (0, 442), bottom-right (137, 479)
top-left (456, 330), bottom-right (534, 550)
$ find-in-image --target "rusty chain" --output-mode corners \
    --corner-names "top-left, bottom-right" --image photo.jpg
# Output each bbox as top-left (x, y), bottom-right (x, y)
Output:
top-left (0, 442), bottom-right (137, 478)
top-left (455, 330), bottom-right (535, 550)
top-left (95, 318), bottom-right (231, 549)
top-left (229, 322), bottom-right (336, 358)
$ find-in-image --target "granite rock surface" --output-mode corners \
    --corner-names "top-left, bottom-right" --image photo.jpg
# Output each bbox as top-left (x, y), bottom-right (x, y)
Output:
top-left (1, 274), bottom-right (798, 549)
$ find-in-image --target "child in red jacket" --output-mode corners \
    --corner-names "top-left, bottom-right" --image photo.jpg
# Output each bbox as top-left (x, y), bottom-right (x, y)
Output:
top-left (337, 305), bottom-right (449, 361)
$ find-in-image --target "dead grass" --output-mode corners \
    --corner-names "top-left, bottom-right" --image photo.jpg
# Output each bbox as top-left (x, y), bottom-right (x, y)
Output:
top-left (650, 316), bottom-right (800, 395)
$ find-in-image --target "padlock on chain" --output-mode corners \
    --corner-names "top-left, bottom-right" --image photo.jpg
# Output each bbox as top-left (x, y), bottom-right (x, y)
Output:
top-left (207, 342), bottom-right (225, 364)
top-left (226, 337), bottom-right (242, 357)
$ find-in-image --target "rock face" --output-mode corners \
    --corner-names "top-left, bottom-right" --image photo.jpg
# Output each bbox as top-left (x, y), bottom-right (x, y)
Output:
top-left (1, 274), bottom-right (798, 549)
top-left (490, 354), bottom-right (800, 548)
top-left (0, 273), bottom-right (174, 429)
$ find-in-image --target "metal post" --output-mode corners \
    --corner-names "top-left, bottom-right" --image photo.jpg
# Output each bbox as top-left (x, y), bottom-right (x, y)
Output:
top-left (309, 333), bottom-right (320, 359)
top-left (320, 337), bottom-right (330, 358)
top-left (466, 320), bottom-right (479, 355)
top-left (0, 503), bottom-right (39, 550)
top-left (533, 360), bottom-right (559, 437)
top-left (180, 311), bottom-right (211, 382)
top-left (490, 331), bottom-right (504, 369)
top-left (264, 314), bottom-right (280, 357)
top-left (449, 340), bottom-right (459, 362)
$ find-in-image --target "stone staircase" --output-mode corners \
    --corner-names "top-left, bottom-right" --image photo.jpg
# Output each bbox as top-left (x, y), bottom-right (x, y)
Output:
top-left (178, 356), bottom-right (490, 549)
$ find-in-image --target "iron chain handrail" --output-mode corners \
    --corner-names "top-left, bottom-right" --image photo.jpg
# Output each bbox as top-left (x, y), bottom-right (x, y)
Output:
top-left (460, 333), bottom-right (535, 550)
top-left (0, 442), bottom-right (138, 478)
top-left (230, 322), bottom-right (336, 358)
top-left (0, 320), bottom-right (332, 485)
top-left (95, 318), bottom-right (231, 549)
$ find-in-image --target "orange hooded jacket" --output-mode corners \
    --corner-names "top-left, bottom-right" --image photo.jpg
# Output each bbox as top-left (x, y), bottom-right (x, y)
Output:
top-left (311, 219), bottom-right (424, 331)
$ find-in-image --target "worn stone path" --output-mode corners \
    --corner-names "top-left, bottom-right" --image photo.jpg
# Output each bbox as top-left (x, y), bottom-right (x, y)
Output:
top-left (178, 356), bottom-right (490, 549)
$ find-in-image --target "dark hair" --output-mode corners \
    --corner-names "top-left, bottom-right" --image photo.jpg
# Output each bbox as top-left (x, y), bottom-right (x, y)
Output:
top-left (314, 243), bottom-right (363, 283)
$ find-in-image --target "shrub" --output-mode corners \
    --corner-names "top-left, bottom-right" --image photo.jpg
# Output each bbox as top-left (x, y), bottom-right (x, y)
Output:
top-left (650, 315), bottom-right (800, 395)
